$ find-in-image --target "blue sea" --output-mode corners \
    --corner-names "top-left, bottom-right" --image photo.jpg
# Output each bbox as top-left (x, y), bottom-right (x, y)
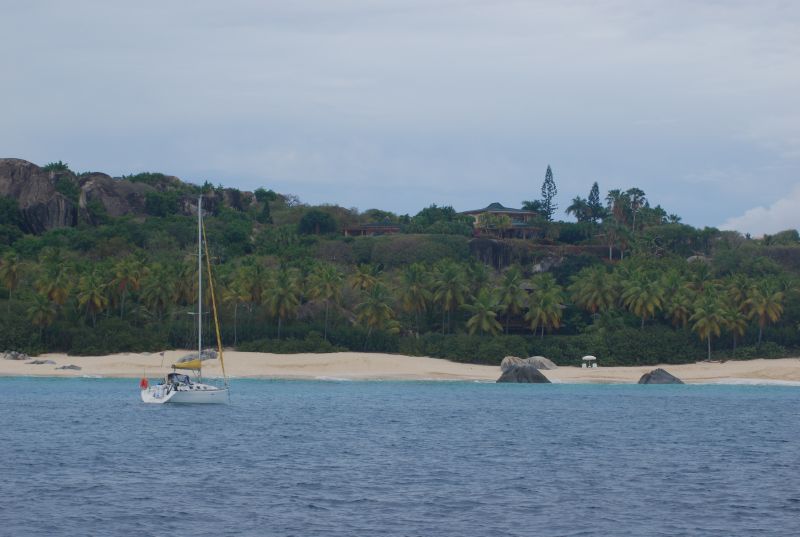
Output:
top-left (1, 378), bottom-right (799, 537)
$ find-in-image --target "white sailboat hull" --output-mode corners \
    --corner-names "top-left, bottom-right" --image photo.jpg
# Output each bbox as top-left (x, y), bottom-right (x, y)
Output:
top-left (141, 384), bottom-right (229, 404)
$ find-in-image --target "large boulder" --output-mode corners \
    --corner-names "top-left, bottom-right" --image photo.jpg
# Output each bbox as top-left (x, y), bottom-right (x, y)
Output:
top-left (525, 356), bottom-right (558, 370)
top-left (0, 159), bottom-right (78, 233)
top-left (497, 364), bottom-right (551, 383)
top-left (500, 356), bottom-right (526, 372)
top-left (26, 359), bottom-right (56, 365)
top-left (638, 368), bottom-right (684, 384)
top-left (3, 350), bottom-right (29, 360)
top-left (55, 364), bottom-right (82, 371)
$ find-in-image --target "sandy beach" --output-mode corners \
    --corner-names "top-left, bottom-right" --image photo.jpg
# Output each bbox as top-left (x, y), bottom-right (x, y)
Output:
top-left (2, 350), bottom-right (800, 384)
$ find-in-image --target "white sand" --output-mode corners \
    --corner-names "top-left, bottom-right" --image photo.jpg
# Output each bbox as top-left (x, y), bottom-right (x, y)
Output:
top-left (2, 351), bottom-right (799, 384)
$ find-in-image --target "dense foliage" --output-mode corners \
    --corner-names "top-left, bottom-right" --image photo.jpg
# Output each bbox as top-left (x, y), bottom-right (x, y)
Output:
top-left (1, 164), bottom-right (799, 366)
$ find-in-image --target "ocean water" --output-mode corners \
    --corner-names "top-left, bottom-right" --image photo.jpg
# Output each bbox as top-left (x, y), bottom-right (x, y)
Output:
top-left (1, 378), bottom-right (799, 537)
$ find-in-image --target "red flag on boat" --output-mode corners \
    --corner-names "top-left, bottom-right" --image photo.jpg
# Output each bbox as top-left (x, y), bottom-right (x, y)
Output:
top-left (139, 377), bottom-right (149, 390)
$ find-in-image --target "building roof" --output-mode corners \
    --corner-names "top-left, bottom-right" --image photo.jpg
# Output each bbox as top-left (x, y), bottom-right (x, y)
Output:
top-left (461, 202), bottom-right (537, 215)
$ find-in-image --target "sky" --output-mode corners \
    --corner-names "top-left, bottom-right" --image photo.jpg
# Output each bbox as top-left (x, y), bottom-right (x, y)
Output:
top-left (1, 0), bottom-right (799, 235)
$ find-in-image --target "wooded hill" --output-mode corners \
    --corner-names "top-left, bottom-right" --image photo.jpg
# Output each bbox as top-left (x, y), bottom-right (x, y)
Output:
top-left (1, 158), bottom-right (799, 365)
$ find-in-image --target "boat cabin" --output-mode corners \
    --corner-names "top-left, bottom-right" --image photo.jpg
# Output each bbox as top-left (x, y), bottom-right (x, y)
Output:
top-left (166, 373), bottom-right (192, 385)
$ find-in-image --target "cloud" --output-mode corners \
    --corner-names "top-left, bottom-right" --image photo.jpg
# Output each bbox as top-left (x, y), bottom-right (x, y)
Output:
top-left (720, 185), bottom-right (800, 236)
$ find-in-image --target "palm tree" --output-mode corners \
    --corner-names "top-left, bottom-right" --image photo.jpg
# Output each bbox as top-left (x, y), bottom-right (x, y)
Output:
top-left (525, 273), bottom-right (564, 339)
top-left (36, 263), bottom-right (72, 306)
top-left (463, 288), bottom-right (502, 336)
top-left (744, 280), bottom-right (784, 345)
top-left (664, 287), bottom-right (694, 328)
top-left (397, 263), bottom-right (431, 336)
top-left (497, 266), bottom-right (527, 333)
top-left (27, 293), bottom-right (58, 339)
top-left (355, 283), bottom-right (397, 348)
top-left (626, 188), bottom-right (646, 234)
top-left (141, 264), bottom-right (177, 322)
top-left (112, 256), bottom-right (147, 319)
top-left (569, 266), bottom-right (617, 315)
top-left (725, 274), bottom-right (751, 313)
top-left (77, 269), bottom-right (109, 327)
top-left (723, 304), bottom-right (748, 358)
top-left (307, 263), bottom-right (344, 340)
top-left (265, 267), bottom-right (301, 339)
top-left (352, 264), bottom-right (381, 292)
top-left (690, 293), bottom-right (725, 361)
top-left (621, 271), bottom-right (664, 328)
top-left (605, 189), bottom-right (630, 226)
top-left (221, 273), bottom-right (249, 345)
top-left (433, 261), bottom-right (468, 334)
top-left (565, 196), bottom-right (590, 222)
top-left (0, 253), bottom-right (21, 311)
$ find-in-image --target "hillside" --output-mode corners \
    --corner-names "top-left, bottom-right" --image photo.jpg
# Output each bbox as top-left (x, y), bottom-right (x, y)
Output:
top-left (1, 158), bottom-right (800, 365)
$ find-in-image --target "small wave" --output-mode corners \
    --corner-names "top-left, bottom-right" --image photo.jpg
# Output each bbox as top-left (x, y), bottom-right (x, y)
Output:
top-left (314, 376), bottom-right (353, 381)
top-left (701, 378), bottom-right (800, 386)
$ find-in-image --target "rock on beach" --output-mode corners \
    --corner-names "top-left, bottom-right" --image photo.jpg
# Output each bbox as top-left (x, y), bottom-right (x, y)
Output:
top-left (638, 368), bottom-right (684, 384)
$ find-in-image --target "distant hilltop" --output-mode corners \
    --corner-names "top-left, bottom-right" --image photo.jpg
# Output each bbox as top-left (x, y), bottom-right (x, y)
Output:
top-left (0, 158), bottom-right (256, 234)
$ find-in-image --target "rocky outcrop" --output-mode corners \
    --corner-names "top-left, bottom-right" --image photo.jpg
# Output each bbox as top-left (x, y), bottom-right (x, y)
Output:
top-left (638, 368), bottom-right (684, 384)
top-left (26, 359), bottom-right (56, 365)
top-left (497, 364), bottom-right (551, 383)
top-left (501, 355), bottom-right (558, 372)
top-left (500, 356), bottom-right (525, 372)
top-left (3, 350), bottom-right (30, 360)
top-left (78, 172), bottom-right (153, 219)
top-left (55, 364), bottom-right (82, 370)
top-left (526, 356), bottom-right (558, 370)
top-left (0, 159), bottom-right (78, 233)
top-left (0, 158), bottom-right (258, 233)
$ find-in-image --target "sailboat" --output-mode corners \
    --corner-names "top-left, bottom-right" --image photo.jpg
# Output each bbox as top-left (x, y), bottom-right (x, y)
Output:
top-left (140, 196), bottom-right (230, 404)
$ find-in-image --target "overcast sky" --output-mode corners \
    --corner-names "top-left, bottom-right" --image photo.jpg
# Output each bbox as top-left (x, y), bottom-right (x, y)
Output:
top-left (2, 0), bottom-right (799, 234)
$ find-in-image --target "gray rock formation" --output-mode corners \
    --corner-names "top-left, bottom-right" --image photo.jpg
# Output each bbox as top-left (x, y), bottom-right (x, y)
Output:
top-left (500, 356), bottom-right (525, 372)
top-left (0, 158), bottom-right (258, 234)
top-left (525, 356), bottom-right (558, 370)
top-left (501, 355), bottom-right (559, 372)
top-left (638, 368), bottom-right (684, 384)
top-left (497, 364), bottom-right (551, 383)
top-left (55, 364), bottom-right (82, 370)
top-left (0, 159), bottom-right (78, 233)
top-left (3, 350), bottom-right (29, 360)
top-left (26, 359), bottom-right (56, 365)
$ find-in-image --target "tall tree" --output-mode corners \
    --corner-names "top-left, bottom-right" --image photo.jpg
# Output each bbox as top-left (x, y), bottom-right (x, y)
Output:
top-left (565, 196), bottom-right (590, 223)
top-left (307, 263), bottom-right (344, 341)
top-left (744, 280), bottom-right (784, 345)
top-left (265, 267), bottom-right (301, 339)
top-left (621, 271), bottom-right (665, 328)
top-left (690, 293), bottom-right (725, 361)
top-left (540, 165), bottom-right (558, 221)
top-left (355, 283), bottom-right (397, 348)
top-left (463, 288), bottom-right (502, 336)
top-left (626, 188), bottom-right (647, 234)
top-left (587, 182), bottom-right (604, 223)
top-left (497, 266), bottom-right (527, 333)
top-left (77, 269), bottom-right (109, 327)
top-left (27, 294), bottom-right (58, 339)
top-left (569, 266), bottom-right (618, 315)
top-left (397, 263), bottom-right (431, 337)
top-left (433, 261), bottom-right (469, 334)
top-left (0, 254), bottom-right (21, 312)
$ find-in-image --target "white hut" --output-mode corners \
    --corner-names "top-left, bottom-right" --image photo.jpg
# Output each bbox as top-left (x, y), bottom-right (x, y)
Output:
top-left (581, 355), bottom-right (598, 368)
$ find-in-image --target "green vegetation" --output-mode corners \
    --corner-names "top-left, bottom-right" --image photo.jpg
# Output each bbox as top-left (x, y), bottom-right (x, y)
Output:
top-left (1, 163), bottom-right (800, 366)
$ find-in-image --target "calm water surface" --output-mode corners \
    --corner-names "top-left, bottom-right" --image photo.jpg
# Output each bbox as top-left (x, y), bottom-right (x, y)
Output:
top-left (1, 378), bottom-right (799, 536)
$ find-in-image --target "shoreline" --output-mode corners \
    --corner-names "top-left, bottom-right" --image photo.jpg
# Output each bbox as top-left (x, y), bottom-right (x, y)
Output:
top-left (1, 351), bottom-right (800, 384)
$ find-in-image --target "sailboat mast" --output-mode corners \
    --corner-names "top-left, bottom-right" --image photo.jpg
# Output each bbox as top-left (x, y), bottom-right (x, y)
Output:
top-left (198, 196), bottom-right (203, 361)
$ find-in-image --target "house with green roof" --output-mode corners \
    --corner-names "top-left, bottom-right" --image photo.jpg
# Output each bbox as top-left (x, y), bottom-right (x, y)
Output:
top-left (461, 202), bottom-right (539, 239)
